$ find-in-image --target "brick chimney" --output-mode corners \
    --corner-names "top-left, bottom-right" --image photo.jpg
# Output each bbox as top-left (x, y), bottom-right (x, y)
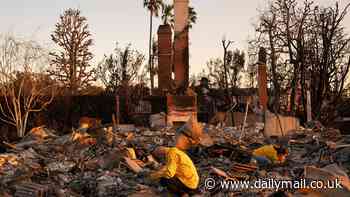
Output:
top-left (174, 0), bottom-right (189, 91)
top-left (258, 47), bottom-right (268, 110)
top-left (157, 24), bottom-right (173, 92)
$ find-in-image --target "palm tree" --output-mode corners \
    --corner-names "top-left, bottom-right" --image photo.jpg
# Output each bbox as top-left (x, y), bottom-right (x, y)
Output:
top-left (161, 5), bottom-right (197, 29)
top-left (161, 4), bottom-right (174, 25)
top-left (152, 38), bottom-right (158, 80)
top-left (187, 6), bottom-right (197, 29)
top-left (143, 0), bottom-right (163, 91)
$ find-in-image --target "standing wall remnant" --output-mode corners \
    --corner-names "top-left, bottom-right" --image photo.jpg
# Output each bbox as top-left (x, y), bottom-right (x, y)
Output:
top-left (157, 24), bottom-right (173, 92)
top-left (174, 0), bottom-right (189, 90)
top-left (258, 47), bottom-right (268, 110)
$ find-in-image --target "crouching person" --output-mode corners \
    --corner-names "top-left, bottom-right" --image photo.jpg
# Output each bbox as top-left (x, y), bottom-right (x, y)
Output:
top-left (149, 146), bottom-right (199, 197)
top-left (252, 139), bottom-right (289, 168)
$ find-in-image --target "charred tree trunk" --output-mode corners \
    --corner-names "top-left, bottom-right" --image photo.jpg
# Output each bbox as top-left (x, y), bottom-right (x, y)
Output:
top-left (268, 26), bottom-right (280, 112)
top-left (149, 9), bottom-right (154, 92)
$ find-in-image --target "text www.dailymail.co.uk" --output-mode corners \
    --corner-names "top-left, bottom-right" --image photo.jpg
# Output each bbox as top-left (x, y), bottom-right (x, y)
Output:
top-left (204, 178), bottom-right (343, 191)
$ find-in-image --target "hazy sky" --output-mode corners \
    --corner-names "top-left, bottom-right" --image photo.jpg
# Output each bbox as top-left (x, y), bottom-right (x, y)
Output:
top-left (1, 0), bottom-right (349, 74)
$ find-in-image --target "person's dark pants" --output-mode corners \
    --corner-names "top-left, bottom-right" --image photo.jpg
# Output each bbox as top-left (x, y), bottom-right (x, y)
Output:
top-left (160, 177), bottom-right (198, 196)
top-left (253, 156), bottom-right (272, 168)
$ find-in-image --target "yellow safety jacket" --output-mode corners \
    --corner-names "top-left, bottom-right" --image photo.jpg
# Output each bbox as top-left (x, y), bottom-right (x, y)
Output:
top-left (150, 147), bottom-right (199, 189)
top-left (253, 145), bottom-right (280, 163)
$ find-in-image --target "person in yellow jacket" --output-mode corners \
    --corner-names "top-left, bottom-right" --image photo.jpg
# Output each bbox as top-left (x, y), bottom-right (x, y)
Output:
top-left (149, 146), bottom-right (199, 196)
top-left (252, 144), bottom-right (288, 167)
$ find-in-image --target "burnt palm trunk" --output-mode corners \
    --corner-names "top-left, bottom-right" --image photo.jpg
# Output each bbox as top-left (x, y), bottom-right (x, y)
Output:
top-left (149, 9), bottom-right (154, 92)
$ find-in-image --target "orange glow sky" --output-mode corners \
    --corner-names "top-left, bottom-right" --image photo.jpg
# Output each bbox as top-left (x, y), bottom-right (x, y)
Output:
top-left (1, 0), bottom-right (349, 74)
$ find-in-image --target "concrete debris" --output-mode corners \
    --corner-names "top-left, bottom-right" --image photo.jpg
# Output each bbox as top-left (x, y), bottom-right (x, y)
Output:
top-left (0, 118), bottom-right (349, 196)
top-left (96, 172), bottom-right (123, 197)
top-left (149, 113), bottom-right (167, 129)
top-left (117, 124), bottom-right (136, 133)
top-left (47, 161), bottom-right (76, 173)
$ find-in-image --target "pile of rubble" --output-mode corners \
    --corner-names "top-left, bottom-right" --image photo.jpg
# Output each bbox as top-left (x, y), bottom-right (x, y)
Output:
top-left (0, 122), bottom-right (350, 197)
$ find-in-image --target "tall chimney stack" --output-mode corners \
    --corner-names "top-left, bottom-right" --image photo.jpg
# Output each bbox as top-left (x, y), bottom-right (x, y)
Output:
top-left (174, 0), bottom-right (189, 90)
top-left (157, 25), bottom-right (173, 93)
top-left (258, 47), bottom-right (268, 110)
